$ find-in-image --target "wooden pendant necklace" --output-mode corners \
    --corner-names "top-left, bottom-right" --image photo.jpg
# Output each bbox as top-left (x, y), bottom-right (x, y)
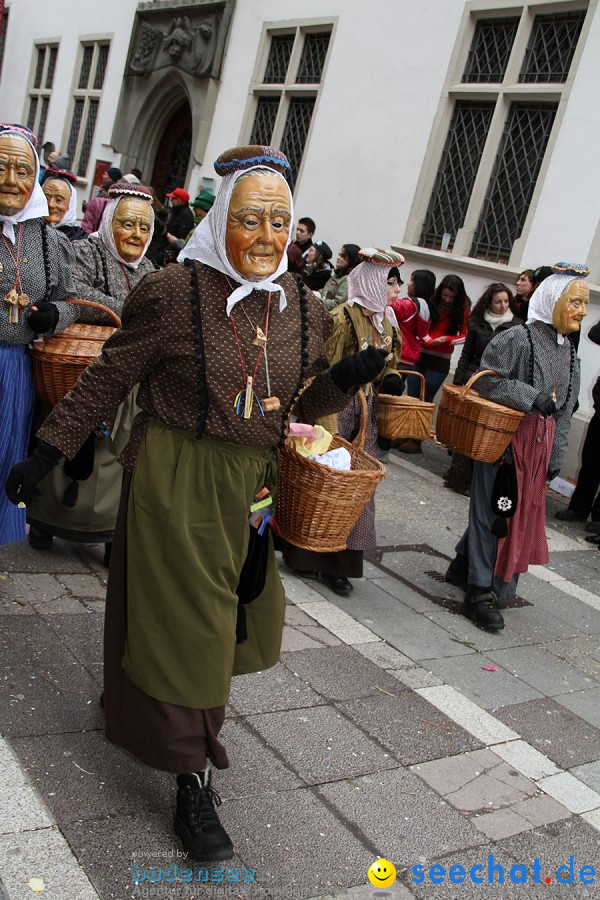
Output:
top-left (2, 224), bottom-right (30, 324)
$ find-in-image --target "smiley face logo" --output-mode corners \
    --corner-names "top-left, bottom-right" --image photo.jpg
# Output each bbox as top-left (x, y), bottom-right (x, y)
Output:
top-left (367, 858), bottom-right (396, 888)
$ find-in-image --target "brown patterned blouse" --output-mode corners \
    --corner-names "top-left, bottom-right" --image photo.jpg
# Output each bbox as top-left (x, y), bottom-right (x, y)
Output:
top-left (38, 263), bottom-right (351, 471)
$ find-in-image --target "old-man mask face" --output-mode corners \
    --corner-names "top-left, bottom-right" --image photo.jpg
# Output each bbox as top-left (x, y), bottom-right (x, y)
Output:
top-left (112, 197), bottom-right (152, 263)
top-left (552, 280), bottom-right (589, 334)
top-left (225, 173), bottom-right (291, 279)
top-left (0, 135), bottom-right (36, 216)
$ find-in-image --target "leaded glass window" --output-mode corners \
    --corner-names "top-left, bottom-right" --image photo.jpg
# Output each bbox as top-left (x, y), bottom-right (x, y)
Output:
top-left (462, 18), bottom-right (519, 83)
top-left (33, 46), bottom-right (45, 89)
top-left (38, 97), bottom-right (49, 146)
top-left (263, 35), bottom-right (294, 83)
top-left (68, 42), bottom-right (110, 178)
top-left (296, 32), bottom-right (330, 84)
top-left (280, 97), bottom-right (316, 190)
top-left (25, 43), bottom-right (58, 144)
top-left (77, 99), bottom-right (99, 177)
top-left (249, 97), bottom-right (280, 145)
top-left (420, 101), bottom-right (495, 251)
top-left (26, 97), bottom-right (38, 132)
top-left (471, 103), bottom-right (558, 262)
top-left (45, 47), bottom-right (58, 89)
top-left (94, 45), bottom-right (110, 90)
top-left (519, 11), bottom-right (586, 83)
top-left (78, 45), bottom-right (94, 89)
top-left (67, 98), bottom-right (85, 162)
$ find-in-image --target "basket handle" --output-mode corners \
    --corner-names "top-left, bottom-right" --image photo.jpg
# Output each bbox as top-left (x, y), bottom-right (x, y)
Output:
top-left (396, 369), bottom-right (425, 402)
top-left (283, 378), bottom-right (368, 450)
top-left (63, 297), bottom-right (122, 328)
top-left (460, 369), bottom-right (500, 397)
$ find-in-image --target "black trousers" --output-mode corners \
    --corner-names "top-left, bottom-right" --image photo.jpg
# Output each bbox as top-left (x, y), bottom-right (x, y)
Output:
top-left (569, 412), bottom-right (600, 520)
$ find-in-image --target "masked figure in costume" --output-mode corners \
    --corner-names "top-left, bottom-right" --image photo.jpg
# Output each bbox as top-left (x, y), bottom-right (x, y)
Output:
top-left (27, 182), bottom-right (155, 560)
top-left (41, 167), bottom-right (86, 242)
top-left (446, 263), bottom-right (588, 630)
top-left (283, 248), bottom-right (405, 594)
top-left (0, 124), bottom-right (76, 545)
top-left (6, 146), bottom-right (389, 861)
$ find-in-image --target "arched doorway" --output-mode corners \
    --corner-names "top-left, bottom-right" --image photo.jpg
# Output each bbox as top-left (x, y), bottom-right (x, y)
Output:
top-left (151, 101), bottom-right (192, 200)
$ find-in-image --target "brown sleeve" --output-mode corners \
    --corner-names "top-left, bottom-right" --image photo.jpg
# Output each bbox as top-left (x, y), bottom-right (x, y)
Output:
top-left (38, 272), bottom-right (166, 459)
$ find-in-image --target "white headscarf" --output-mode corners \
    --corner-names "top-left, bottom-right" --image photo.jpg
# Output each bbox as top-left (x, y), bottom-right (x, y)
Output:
top-left (0, 128), bottom-right (48, 243)
top-left (527, 273), bottom-right (581, 345)
top-left (44, 176), bottom-right (78, 228)
top-left (178, 165), bottom-right (293, 316)
top-left (347, 256), bottom-right (398, 333)
top-left (97, 194), bottom-right (155, 270)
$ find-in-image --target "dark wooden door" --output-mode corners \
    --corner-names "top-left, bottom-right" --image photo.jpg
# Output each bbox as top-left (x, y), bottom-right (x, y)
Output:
top-left (151, 102), bottom-right (192, 200)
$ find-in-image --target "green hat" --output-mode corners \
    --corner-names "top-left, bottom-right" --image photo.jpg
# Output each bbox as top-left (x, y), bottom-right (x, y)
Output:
top-left (191, 190), bottom-right (215, 212)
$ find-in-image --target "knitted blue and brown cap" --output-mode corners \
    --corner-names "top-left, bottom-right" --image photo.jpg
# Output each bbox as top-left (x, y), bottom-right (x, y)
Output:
top-left (42, 167), bottom-right (78, 186)
top-left (213, 145), bottom-right (290, 177)
top-left (0, 122), bottom-right (38, 149)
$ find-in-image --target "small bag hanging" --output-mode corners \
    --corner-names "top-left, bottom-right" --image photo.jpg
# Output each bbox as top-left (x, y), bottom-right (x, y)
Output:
top-left (490, 449), bottom-right (518, 538)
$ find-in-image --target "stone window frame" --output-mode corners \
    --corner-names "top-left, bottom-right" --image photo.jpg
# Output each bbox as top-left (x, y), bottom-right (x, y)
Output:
top-left (241, 17), bottom-right (337, 193)
top-left (23, 40), bottom-right (60, 147)
top-left (405, 0), bottom-right (592, 267)
top-left (63, 36), bottom-right (112, 179)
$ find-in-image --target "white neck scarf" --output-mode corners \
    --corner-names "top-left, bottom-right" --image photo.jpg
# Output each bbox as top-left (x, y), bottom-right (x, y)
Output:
top-left (527, 273), bottom-right (580, 345)
top-left (0, 131), bottom-right (48, 243)
top-left (347, 260), bottom-right (396, 333)
top-left (96, 196), bottom-right (155, 270)
top-left (178, 165), bottom-right (293, 316)
top-left (483, 308), bottom-right (514, 330)
top-left (45, 178), bottom-right (78, 229)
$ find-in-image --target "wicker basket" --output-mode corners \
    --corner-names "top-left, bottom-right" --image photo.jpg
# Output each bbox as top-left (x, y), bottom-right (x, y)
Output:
top-left (31, 298), bottom-right (121, 407)
top-left (377, 370), bottom-right (435, 441)
top-left (436, 369), bottom-right (524, 463)
top-left (276, 388), bottom-right (386, 552)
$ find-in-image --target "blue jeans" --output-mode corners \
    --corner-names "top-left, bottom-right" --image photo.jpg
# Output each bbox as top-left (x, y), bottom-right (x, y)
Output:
top-left (407, 359), bottom-right (448, 404)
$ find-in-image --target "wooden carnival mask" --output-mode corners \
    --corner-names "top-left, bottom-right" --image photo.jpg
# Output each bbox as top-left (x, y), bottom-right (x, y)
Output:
top-left (112, 197), bottom-right (152, 263)
top-left (43, 179), bottom-right (71, 225)
top-left (552, 280), bottom-right (589, 334)
top-left (0, 135), bottom-right (36, 216)
top-left (225, 174), bottom-right (291, 279)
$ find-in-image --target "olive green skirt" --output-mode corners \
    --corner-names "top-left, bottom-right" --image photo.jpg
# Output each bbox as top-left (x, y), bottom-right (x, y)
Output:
top-left (123, 419), bottom-right (284, 709)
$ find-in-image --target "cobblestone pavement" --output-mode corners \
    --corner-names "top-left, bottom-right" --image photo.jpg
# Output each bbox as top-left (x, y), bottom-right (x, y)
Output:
top-left (1, 438), bottom-right (599, 899)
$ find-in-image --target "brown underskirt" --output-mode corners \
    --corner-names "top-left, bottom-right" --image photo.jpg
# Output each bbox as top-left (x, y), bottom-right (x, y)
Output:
top-left (103, 471), bottom-right (229, 773)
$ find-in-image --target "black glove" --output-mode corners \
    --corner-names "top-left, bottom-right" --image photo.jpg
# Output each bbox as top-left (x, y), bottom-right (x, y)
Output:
top-left (5, 441), bottom-right (64, 506)
top-left (532, 392), bottom-right (557, 417)
top-left (380, 374), bottom-right (405, 396)
top-left (547, 468), bottom-right (560, 481)
top-left (330, 346), bottom-right (387, 393)
top-left (28, 303), bottom-right (59, 334)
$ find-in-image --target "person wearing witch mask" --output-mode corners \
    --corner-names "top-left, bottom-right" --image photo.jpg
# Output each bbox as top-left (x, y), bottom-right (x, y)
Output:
top-left (26, 182), bottom-right (155, 559)
top-left (6, 145), bottom-right (388, 861)
top-left (0, 124), bottom-right (77, 545)
top-left (41, 168), bottom-right (86, 242)
top-left (446, 263), bottom-right (589, 631)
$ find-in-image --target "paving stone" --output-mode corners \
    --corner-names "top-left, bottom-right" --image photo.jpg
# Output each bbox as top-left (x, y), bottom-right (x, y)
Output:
top-left (537, 772), bottom-right (600, 813)
top-left (0, 573), bottom-right (66, 604)
top-left (416, 685), bottom-right (518, 745)
top-left (228, 661), bottom-right (326, 715)
top-left (354, 641), bottom-right (415, 670)
top-left (41, 611), bottom-right (105, 668)
top-left (445, 765), bottom-right (536, 814)
top-left (294, 599), bottom-right (381, 644)
top-left (0, 828), bottom-right (99, 900)
top-left (513, 794), bottom-right (570, 827)
top-left (57, 573), bottom-right (107, 599)
top-left (280, 645), bottom-right (406, 702)
top-left (295, 624), bottom-right (341, 647)
top-left (247, 705), bottom-right (398, 784)
top-left (492, 740), bottom-right (560, 780)
top-left (556, 686), bottom-right (600, 729)
top-left (318, 768), bottom-right (485, 867)
top-left (425, 653), bottom-right (544, 709)
top-left (543, 635), bottom-right (600, 680)
top-left (0, 663), bottom-right (102, 738)
top-left (471, 807), bottom-right (532, 840)
top-left (387, 666), bottom-right (444, 690)
top-left (0, 538), bottom-right (91, 573)
top-left (0, 740), bottom-right (54, 834)
top-left (0, 593), bottom-right (36, 616)
top-left (486, 645), bottom-right (599, 697)
top-left (338, 692), bottom-right (482, 765)
top-left (571, 760), bottom-right (600, 794)
top-left (284, 605), bottom-right (323, 628)
top-left (280, 624), bottom-right (324, 651)
top-left (494, 697), bottom-right (600, 768)
top-left (0, 617), bottom-right (81, 669)
top-left (32, 596), bottom-right (88, 615)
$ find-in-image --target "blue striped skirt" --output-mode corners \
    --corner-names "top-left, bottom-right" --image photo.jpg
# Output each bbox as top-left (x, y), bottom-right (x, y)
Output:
top-left (0, 343), bottom-right (35, 544)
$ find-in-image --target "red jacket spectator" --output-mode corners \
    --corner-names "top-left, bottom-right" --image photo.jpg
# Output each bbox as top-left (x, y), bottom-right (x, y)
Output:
top-left (390, 296), bottom-right (431, 365)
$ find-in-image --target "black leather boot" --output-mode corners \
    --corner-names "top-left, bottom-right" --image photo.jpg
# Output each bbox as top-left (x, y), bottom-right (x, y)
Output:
top-left (464, 586), bottom-right (504, 631)
top-left (445, 555), bottom-right (468, 590)
top-left (174, 771), bottom-right (233, 862)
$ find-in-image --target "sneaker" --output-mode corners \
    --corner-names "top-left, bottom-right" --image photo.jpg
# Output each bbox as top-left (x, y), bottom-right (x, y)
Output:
top-left (464, 587), bottom-right (504, 631)
top-left (555, 508), bottom-right (586, 523)
top-left (174, 771), bottom-right (233, 862)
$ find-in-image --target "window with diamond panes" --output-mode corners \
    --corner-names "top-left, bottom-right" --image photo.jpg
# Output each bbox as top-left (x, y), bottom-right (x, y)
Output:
top-left (519, 11), bottom-right (586, 83)
top-left (462, 17), bottom-right (519, 83)
top-left (263, 34), bottom-right (294, 83)
top-left (68, 42), bottom-right (110, 177)
top-left (420, 101), bottom-right (495, 251)
top-left (471, 102), bottom-right (558, 262)
top-left (25, 43), bottom-right (58, 145)
top-left (249, 97), bottom-right (280, 145)
top-left (296, 32), bottom-right (330, 84)
top-left (280, 96), bottom-right (316, 190)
